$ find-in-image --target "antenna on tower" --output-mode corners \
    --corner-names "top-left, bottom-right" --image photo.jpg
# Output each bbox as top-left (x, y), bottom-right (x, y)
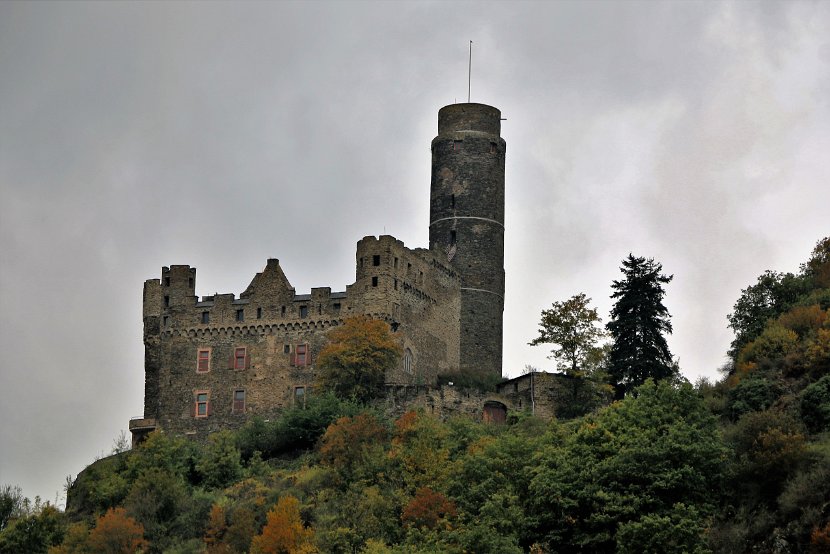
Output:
top-left (468, 40), bottom-right (472, 103)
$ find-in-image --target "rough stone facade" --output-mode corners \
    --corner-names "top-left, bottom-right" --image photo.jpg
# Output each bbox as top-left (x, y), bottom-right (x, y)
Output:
top-left (131, 103), bottom-right (508, 444)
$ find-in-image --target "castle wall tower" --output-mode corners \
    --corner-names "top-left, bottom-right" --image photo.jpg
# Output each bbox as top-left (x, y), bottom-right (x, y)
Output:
top-left (429, 103), bottom-right (505, 377)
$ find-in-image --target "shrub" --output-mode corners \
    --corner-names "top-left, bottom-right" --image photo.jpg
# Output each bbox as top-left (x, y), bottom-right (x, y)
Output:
top-left (800, 375), bottom-right (830, 433)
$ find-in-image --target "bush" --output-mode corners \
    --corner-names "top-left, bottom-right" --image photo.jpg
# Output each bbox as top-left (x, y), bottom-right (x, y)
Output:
top-left (727, 375), bottom-right (781, 420)
top-left (235, 393), bottom-right (364, 460)
top-left (800, 375), bottom-right (830, 433)
top-left (436, 369), bottom-right (505, 393)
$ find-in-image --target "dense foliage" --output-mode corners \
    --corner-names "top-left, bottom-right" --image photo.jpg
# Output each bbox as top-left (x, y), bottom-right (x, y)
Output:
top-left (2, 237), bottom-right (828, 553)
top-left (315, 316), bottom-right (402, 402)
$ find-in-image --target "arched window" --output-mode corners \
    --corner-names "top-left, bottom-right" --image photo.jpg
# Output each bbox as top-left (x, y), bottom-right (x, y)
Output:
top-left (403, 348), bottom-right (413, 374)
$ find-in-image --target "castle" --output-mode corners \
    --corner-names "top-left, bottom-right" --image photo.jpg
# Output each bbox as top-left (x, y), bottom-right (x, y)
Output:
top-left (130, 103), bottom-right (510, 442)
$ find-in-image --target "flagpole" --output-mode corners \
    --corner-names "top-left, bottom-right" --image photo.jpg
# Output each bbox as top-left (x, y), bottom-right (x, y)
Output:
top-left (468, 40), bottom-right (472, 103)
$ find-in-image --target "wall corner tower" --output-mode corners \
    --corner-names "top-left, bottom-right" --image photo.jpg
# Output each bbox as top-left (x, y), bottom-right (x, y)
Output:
top-left (429, 103), bottom-right (505, 377)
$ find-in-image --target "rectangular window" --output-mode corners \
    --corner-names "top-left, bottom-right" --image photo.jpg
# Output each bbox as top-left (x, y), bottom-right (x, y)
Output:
top-left (189, 277), bottom-right (194, 288)
top-left (234, 347), bottom-right (247, 370)
top-left (201, 311), bottom-right (210, 324)
top-left (284, 344), bottom-right (291, 354)
top-left (453, 140), bottom-right (462, 150)
top-left (281, 305), bottom-right (286, 317)
top-left (394, 257), bottom-right (399, 268)
top-left (333, 303), bottom-right (341, 311)
top-left (164, 295), bottom-right (170, 308)
top-left (197, 349), bottom-right (210, 373)
top-left (195, 392), bottom-right (209, 418)
top-left (163, 316), bottom-right (169, 327)
top-left (256, 307), bottom-right (262, 319)
top-left (294, 386), bottom-right (306, 408)
top-left (394, 278), bottom-right (398, 290)
top-left (373, 255), bottom-right (380, 266)
top-left (233, 389), bottom-right (245, 414)
top-left (295, 344), bottom-right (308, 367)
top-left (236, 309), bottom-right (244, 322)
top-left (372, 276), bottom-right (378, 287)
top-left (164, 277), bottom-right (170, 287)
top-left (299, 306), bottom-right (308, 318)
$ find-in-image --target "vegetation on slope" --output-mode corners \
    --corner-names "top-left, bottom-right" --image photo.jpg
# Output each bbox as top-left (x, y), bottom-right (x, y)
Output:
top-left (1, 237), bottom-right (827, 553)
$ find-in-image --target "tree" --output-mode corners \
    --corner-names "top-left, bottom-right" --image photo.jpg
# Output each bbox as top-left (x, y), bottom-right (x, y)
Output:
top-left (250, 495), bottom-right (316, 554)
top-left (727, 270), bottom-right (809, 359)
top-left (316, 316), bottom-right (402, 403)
top-left (86, 507), bottom-right (147, 554)
top-left (401, 488), bottom-right (457, 530)
top-left (528, 380), bottom-right (726, 552)
top-left (529, 293), bottom-right (606, 376)
top-left (196, 431), bottom-right (243, 489)
top-left (606, 255), bottom-right (676, 397)
top-left (319, 413), bottom-right (387, 481)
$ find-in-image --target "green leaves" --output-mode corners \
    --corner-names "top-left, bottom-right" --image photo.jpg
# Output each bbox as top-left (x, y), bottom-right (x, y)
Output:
top-left (530, 293), bottom-right (607, 376)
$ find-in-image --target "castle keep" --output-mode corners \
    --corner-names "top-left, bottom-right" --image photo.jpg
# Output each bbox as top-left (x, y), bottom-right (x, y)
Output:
top-left (131, 103), bottom-right (507, 442)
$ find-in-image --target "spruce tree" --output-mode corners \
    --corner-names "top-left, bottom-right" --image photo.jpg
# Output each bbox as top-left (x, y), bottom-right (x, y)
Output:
top-left (607, 254), bottom-right (676, 397)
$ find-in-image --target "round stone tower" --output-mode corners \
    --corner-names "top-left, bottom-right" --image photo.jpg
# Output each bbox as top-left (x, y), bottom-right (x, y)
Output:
top-left (429, 103), bottom-right (505, 377)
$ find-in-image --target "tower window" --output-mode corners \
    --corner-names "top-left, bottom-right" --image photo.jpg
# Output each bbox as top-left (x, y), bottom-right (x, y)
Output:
top-left (294, 386), bottom-right (306, 408)
top-left (163, 316), bottom-right (169, 327)
top-left (333, 303), bottom-right (341, 311)
top-left (256, 307), bottom-right (262, 319)
top-left (294, 344), bottom-right (309, 367)
top-left (164, 296), bottom-right (170, 308)
top-left (299, 305), bottom-right (308, 318)
top-left (451, 194), bottom-right (455, 209)
top-left (453, 140), bottom-right (462, 150)
top-left (372, 276), bottom-right (378, 287)
top-left (394, 257), bottom-right (399, 268)
top-left (284, 344), bottom-right (291, 354)
top-left (194, 392), bottom-right (209, 418)
top-left (490, 142), bottom-right (497, 154)
top-left (403, 348), bottom-right (413, 374)
top-left (281, 305), bottom-right (286, 317)
top-left (373, 255), bottom-right (380, 266)
top-left (394, 278), bottom-right (398, 290)
top-left (201, 311), bottom-right (210, 324)
top-left (233, 347), bottom-right (247, 370)
top-left (164, 277), bottom-right (170, 287)
top-left (197, 349), bottom-right (211, 373)
top-left (450, 230), bottom-right (457, 245)
top-left (236, 309), bottom-right (244, 322)
top-left (233, 389), bottom-right (245, 414)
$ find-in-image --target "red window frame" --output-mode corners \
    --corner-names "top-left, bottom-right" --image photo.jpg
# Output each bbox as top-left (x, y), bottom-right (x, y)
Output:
top-left (197, 349), bottom-right (211, 373)
top-left (195, 391), bottom-right (209, 418)
top-left (234, 347), bottom-right (247, 370)
top-left (233, 389), bottom-right (245, 414)
top-left (295, 344), bottom-right (307, 367)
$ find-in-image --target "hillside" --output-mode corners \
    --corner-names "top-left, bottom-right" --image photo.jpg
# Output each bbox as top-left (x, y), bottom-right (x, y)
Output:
top-left (1, 237), bottom-right (828, 554)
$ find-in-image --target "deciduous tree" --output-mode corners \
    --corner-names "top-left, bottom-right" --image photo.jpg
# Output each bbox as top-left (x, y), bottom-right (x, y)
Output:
top-left (529, 293), bottom-right (606, 376)
top-left (316, 316), bottom-right (402, 403)
top-left (606, 255), bottom-right (676, 397)
top-left (250, 495), bottom-right (315, 554)
top-left (86, 507), bottom-right (147, 554)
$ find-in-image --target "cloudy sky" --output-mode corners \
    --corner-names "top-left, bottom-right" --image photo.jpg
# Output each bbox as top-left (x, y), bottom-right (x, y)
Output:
top-left (1, 1), bottom-right (828, 504)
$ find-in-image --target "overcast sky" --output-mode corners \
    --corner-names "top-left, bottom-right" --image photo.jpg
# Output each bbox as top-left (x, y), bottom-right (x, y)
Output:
top-left (1, 1), bottom-right (828, 504)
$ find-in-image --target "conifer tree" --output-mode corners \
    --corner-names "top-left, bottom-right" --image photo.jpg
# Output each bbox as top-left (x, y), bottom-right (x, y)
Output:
top-left (606, 255), bottom-right (676, 397)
